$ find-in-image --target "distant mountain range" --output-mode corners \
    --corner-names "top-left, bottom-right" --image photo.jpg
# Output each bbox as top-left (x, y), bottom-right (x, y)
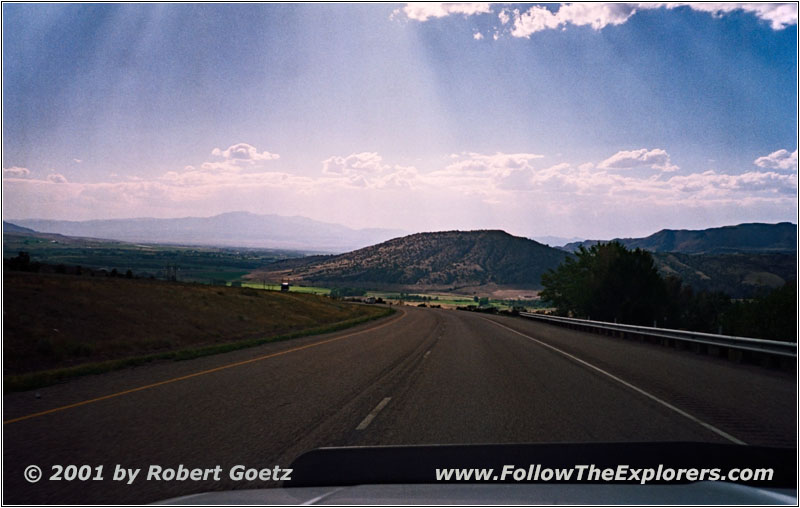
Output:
top-left (255, 230), bottom-right (568, 290)
top-left (561, 222), bottom-right (796, 254)
top-left (5, 217), bottom-right (795, 297)
top-left (2, 222), bottom-right (36, 234)
top-left (8, 212), bottom-right (405, 252)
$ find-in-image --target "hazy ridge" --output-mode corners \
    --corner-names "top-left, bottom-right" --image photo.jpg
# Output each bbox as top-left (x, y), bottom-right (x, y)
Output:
top-left (561, 222), bottom-right (796, 254)
top-left (10, 212), bottom-right (405, 252)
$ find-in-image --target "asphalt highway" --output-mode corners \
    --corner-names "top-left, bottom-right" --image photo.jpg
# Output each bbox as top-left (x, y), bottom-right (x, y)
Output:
top-left (3, 306), bottom-right (795, 503)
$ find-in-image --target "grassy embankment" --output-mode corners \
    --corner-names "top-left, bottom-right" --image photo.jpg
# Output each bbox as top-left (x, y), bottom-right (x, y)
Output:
top-left (4, 271), bottom-right (392, 392)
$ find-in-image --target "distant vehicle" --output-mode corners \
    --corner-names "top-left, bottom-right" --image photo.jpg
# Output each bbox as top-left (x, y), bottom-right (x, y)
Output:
top-left (364, 297), bottom-right (376, 304)
top-left (281, 282), bottom-right (290, 292)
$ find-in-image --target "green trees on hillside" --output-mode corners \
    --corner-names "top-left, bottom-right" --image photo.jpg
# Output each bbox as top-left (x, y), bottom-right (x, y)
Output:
top-left (329, 287), bottom-right (366, 298)
top-left (540, 242), bottom-right (796, 340)
top-left (540, 242), bottom-right (665, 325)
top-left (660, 277), bottom-right (731, 333)
top-left (722, 283), bottom-right (796, 341)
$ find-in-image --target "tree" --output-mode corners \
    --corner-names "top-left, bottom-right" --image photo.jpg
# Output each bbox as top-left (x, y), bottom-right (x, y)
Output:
top-left (6, 251), bottom-right (35, 272)
top-left (661, 276), bottom-right (731, 333)
top-left (329, 287), bottom-right (366, 298)
top-left (540, 242), bottom-right (667, 325)
top-left (722, 283), bottom-right (796, 341)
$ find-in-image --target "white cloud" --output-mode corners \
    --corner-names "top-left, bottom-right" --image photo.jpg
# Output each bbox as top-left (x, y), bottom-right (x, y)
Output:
top-left (211, 143), bottom-right (279, 163)
top-left (509, 5), bottom-right (562, 36)
top-left (401, 2), bottom-right (797, 40)
top-left (3, 166), bottom-right (31, 178)
top-left (598, 148), bottom-right (679, 172)
top-left (73, 159), bottom-right (83, 164)
top-left (322, 152), bottom-right (388, 176)
top-left (4, 146), bottom-right (795, 239)
top-left (498, 9), bottom-right (510, 25)
top-left (473, 32), bottom-right (484, 40)
top-left (421, 152), bottom-right (545, 198)
top-left (661, 169), bottom-right (797, 200)
top-left (377, 165), bottom-right (421, 190)
top-left (534, 162), bottom-right (795, 205)
top-left (511, 3), bottom-right (637, 37)
top-left (437, 152), bottom-right (543, 183)
top-left (397, 3), bottom-right (492, 22)
top-left (446, 152), bottom-right (544, 172)
top-left (509, 3), bottom-right (799, 37)
top-left (198, 143), bottom-right (280, 172)
top-left (418, 150), bottom-right (794, 214)
top-left (47, 173), bottom-right (69, 184)
top-left (320, 152), bottom-right (422, 190)
top-left (754, 149), bottom-right (798, 171)
top-left (661, 3), bottom-right (798, 30)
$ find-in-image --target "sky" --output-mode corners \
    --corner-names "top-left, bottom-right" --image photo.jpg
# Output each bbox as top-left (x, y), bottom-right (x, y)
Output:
top-left (2, 2), bottom-right (798, 240)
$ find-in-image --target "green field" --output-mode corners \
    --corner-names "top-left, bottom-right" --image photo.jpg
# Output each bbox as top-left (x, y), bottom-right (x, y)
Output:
top-left (368, 291), bottom-right (475, 306)
top-left (3, 232), bottom-right (303, 284)
top-left (238, 284), bottom-right (531, 308)
top-left (250, 286), bottom-right (545, 310)
top-left (240, 281), bottom-right (332, 295)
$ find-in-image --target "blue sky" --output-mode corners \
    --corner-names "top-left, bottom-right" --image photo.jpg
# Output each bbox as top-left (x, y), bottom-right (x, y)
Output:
top-left (2, 3), bottom-right (797, 240)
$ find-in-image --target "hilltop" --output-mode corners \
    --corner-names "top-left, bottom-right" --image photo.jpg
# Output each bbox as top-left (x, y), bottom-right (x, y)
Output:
top-left (253, 230), bottom-right (568, 290)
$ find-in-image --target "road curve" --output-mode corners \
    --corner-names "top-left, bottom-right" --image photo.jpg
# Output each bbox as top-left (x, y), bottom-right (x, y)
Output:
top-left (3, 306), bottom-right (795, 504)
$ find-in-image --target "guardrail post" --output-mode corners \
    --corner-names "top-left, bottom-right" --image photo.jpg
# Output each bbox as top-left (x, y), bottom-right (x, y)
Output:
top-left (727, 348), bottom-right (743, 363)
top-left (779, 356), bottom-right (796, 371)
top-left (759, 354), bottom-right (777, 369)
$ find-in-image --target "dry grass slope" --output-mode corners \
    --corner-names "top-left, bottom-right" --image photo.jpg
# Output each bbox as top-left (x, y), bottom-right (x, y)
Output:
top-left (4, 272), bottom-right (390, 390)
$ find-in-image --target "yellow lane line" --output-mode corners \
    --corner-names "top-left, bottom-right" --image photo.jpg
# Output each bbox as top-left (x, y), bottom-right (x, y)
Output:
top-left (4, 309), bottom-right (406, 425)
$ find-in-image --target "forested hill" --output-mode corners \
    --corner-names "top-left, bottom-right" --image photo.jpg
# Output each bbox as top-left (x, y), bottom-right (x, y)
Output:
top-left (257, 230), bottom-right (568, 288)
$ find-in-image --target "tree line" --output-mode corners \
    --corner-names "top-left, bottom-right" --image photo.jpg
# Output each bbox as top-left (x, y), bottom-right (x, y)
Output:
top-left (6, 251), bottom-right (137, 280)
top-left (540, 242), bottom-right (795, 341)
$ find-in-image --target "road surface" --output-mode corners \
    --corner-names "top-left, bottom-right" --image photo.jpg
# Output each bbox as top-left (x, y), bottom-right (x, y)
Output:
top-left (3, 306), bottom-right (795, 503)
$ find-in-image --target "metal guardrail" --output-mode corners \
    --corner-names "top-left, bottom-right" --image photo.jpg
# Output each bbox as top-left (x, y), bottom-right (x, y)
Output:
top-left (519, 312), bottom-right (797, 358)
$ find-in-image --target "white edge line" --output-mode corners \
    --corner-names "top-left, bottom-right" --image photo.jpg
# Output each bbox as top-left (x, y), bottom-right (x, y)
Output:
top-left (483, 318), bottom-right (748, 446)
top-left (301, 487), bottom-right (346, 505)
top-left (356, 397), bottom-right (392, 431)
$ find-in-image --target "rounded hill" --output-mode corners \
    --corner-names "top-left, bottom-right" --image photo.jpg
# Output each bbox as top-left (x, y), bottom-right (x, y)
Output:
top-left (258, 230), bottom-right (568, 289)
